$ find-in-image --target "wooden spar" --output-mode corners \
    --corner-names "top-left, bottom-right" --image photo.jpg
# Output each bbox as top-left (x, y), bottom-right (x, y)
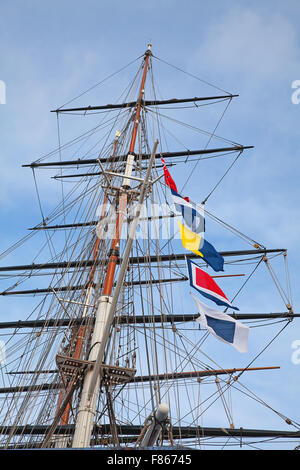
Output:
top-left (0, 366), bottom-right (281, 394)
top-left (72, 47), bottom-right (153, 449)
top-left (0, 275), bottom-right (246, 296)
top-left (0, 277), bottom-right (222, 295)
top-left (0, 248), bottom-right (287, 271)
top-left (50, 94), bottom-right (239, 113)
top-left (51, 163), bottom-right (170, 180)
top-left (29, 221), bottom-right (99, 230)
top-left (0, 312), bottom-right (297, 330)
top-left (27, 214), bottom-right (176, 231)
top-left (0, 285), bottom-right (91, 296)
top-left (0, 424), bottom-right (299, 440)
top-left (130, 366), bottom-right (280, 383)
top-left (22, 145), bottom-right (254, 168)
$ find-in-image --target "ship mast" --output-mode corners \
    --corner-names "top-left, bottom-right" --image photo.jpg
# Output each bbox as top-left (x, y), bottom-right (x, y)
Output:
top-left (72, 44), bottom-right (152, 448)
top-left (0, 45), bottom-right (298, 451)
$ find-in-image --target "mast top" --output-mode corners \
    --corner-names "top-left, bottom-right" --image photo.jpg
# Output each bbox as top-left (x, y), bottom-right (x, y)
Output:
top-left (145, 43), bottom-right (152, 56)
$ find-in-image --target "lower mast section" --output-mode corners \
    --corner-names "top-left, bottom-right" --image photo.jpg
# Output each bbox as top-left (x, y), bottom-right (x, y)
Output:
top-left (72, 295), bottom-right (112, 447)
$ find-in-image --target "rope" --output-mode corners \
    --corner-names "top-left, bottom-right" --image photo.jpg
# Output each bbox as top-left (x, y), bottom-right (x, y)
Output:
top-left (152, 55), bottom-right (233, 95)
top-left (56, 54), bottom-right (144, 110)
top-left (201, 150), bottom-right (242, 204)
top-left (181, 98), bottom-right (233, 193)
top-left (263, 256), bottom-right (291, 308)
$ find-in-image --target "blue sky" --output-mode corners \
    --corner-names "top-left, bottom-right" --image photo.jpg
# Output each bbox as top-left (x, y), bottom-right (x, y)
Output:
top-left (0, 0), bottom-right (300, 448)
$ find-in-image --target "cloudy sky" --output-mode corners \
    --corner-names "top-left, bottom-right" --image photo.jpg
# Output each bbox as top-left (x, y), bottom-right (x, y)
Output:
top-left (0, 0), bottom-right (300, 448)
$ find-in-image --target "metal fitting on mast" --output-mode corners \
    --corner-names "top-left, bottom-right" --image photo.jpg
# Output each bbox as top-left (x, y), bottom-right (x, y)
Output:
top-left (140, 403), bottom-right (169, 448)
top-left (145, 43), bottom-right (152, 57)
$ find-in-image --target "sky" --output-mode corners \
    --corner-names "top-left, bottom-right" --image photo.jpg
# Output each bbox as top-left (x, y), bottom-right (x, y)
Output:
top-left (0, 0), bottom-right (300, 449)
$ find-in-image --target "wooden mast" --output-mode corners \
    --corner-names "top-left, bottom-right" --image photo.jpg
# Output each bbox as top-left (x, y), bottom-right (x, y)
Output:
top-left (53, 134), bottom-right (121, 433)
top-left (102, 46), bottom-right (152, 298)
top-left (71, 45), bottom-right (152, 448)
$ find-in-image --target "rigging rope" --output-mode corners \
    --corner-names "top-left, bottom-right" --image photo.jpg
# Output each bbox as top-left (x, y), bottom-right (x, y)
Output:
top-left (56, 54), bottom-right (144, 110)
top-left (200, 150), bottom-right (242, 205)
top-left (152, 55), bottom-right (233, 95)
top-left (181, 98), bottom-right (234, 193)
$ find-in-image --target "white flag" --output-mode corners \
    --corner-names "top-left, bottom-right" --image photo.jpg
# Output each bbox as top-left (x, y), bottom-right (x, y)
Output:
top-left (192, 295), bottom-right (249, 353)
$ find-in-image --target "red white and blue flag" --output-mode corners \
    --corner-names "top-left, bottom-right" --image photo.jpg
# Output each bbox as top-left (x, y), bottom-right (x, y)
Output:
top-left (187, 258), bottom-right (239, 310)
top-left (191, 295), bottom-right (249, 352)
